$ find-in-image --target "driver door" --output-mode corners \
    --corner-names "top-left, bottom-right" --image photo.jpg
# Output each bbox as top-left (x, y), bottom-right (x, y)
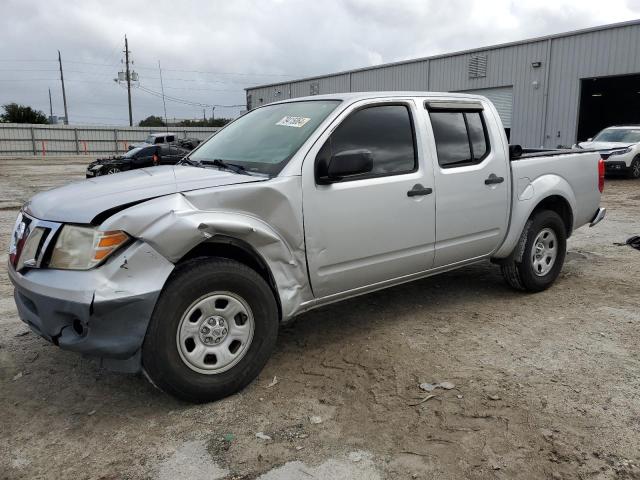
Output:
top-left (302, 100), bottom-right (437, 298)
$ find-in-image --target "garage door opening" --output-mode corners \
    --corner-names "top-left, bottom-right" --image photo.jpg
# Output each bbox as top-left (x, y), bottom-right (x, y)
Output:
top-left (577, 74), bottom-right (640, 141)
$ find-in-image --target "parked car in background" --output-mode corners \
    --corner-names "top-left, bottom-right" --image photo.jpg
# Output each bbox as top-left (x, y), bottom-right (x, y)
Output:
top-left (128, 132), bottom-right (177, 150)
top-left (11, 92), bottom-right (605, 402)
top-left (177, 137), bottom-right (202, 150)
top-left (577, 126), bottom-right (640, 178)
top-left (86, 144), bottom-right (189, 177)
top-left (128, 132), bottom-right (203, 151)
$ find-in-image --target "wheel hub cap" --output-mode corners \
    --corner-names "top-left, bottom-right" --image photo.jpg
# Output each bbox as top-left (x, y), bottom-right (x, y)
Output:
top-left (531, 228), bottom-right (558, 276)
top-left (199, 316), bottom-right (228, 344)
top-left (176, 292), bottom-right (255, 375)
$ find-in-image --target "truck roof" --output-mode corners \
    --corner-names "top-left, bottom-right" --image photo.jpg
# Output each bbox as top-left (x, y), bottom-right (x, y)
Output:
top-left (268, 91), bottom-right (487, 105)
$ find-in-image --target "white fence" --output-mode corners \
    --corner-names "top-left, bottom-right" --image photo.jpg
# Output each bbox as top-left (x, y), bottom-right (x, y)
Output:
top-left (0, 124), bottom-right (221, 156)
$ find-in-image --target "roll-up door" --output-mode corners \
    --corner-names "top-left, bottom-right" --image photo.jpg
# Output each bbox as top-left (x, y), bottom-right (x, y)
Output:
top-left (461, 86), bottom-right (513, 128)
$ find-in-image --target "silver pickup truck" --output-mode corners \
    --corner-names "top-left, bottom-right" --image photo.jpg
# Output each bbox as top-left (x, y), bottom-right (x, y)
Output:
top-left (8, 92), bottom-right (606, 402)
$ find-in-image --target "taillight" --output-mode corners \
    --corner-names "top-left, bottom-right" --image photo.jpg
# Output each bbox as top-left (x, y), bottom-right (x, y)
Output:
top-left (598, 158), bottom-right (605, 193)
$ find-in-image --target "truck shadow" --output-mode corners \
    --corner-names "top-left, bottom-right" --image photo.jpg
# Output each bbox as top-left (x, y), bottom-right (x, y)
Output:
top-left (278, 260), bottom-right (515, 350)
top-left (2, 260), bottom-right (531, 410)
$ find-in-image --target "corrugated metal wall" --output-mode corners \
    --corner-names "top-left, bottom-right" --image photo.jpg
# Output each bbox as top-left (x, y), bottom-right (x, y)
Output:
top-left (0, 125), bottom-right (220, 156)
top-left (545, 23), bottom-right (640, 147)
top-left (246, 21), bottom-right (640, 148)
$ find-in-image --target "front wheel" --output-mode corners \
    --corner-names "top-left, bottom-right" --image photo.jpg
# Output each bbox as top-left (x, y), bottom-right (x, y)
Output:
top-left (501, 210), bottom-right (567, 292)
top-left (142, 257), bottom-right (279, 403)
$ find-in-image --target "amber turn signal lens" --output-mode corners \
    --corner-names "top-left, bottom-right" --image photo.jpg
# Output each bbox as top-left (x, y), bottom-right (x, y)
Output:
top-left (92, 230), bottom-right (129, 262)
top-left (98, 231), bottom-right (129, 248)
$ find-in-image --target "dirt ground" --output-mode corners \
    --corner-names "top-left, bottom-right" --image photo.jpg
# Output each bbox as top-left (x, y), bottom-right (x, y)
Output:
top-left (0, 157), bottom-right (639, 480)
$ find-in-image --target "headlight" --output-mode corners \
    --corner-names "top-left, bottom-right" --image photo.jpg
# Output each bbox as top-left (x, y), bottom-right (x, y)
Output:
top-left (609, 147), bottom-right (632, 156)
top-left (49, 226), bottom-right (130, 270)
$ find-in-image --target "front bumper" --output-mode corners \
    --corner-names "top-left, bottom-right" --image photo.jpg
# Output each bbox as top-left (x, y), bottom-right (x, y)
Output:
top-left (604, 160), bottom-right (629, 173)
top-left (8, 240), bottom-right (174, 371)
top-left (86, 165), bottom-right (102, 177)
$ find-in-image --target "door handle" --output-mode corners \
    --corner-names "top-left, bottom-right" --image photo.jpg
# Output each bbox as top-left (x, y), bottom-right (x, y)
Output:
top-left (407, 184), bottom-right (433, 197)
top-left (484, 174), bottom-right (504, 185)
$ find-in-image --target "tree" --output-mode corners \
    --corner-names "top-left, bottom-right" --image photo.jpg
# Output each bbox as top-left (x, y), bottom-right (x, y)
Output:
top-left (177, 118), bottom-right (232, 127)
top-left (1, 103), bottom-right (48, 124)
top-left (139, 115), bottom-right (166, 127)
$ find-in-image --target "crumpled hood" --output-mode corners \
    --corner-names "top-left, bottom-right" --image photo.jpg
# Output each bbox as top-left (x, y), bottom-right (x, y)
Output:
top-left (26, 165), bottom-right (265, 224)
top-left (578, 141), bottom-right (633, 150)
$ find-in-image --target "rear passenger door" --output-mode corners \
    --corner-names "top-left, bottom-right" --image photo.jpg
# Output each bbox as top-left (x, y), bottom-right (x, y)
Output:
top-left (425, 100), bottom-right (509, 267)
top-left (302, 100), bottom-right (436, 298)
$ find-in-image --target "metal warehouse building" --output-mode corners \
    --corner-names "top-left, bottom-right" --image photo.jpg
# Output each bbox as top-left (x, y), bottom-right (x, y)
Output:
top-left (245, 19), bottom-right (640, 148)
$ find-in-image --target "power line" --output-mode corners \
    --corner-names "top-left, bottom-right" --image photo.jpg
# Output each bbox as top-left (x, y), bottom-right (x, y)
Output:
top-left (136, 84), bottom-right (245, 109)
top-left (0, 58), bottom-right (294, 77)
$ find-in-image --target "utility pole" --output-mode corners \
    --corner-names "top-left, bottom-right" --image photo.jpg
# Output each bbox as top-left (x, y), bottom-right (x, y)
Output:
top-left (211, 106), bottom-right (215, 122)
top-left (124, 35), bottom-right (133, 126)
top-left (158, 61), bottom-right (168, 132)
top-left (58, 50), bottom-right (69, 124)
top-left (48, 88), bottom-right (53, 120)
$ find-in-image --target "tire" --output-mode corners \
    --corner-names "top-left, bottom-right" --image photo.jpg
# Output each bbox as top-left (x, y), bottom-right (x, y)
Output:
top-left (628, 156), bottom-right (640, 179)
top-left (142, 257), bottom-right (279, 403)
top-left (106, 167), bottom-right (121, 175)
top-left (501, 210), bottom-right (567, 292)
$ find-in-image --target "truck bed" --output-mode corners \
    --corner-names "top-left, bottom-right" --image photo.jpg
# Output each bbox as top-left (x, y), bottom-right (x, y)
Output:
top-left (511, 147), bottom-right (593, 160)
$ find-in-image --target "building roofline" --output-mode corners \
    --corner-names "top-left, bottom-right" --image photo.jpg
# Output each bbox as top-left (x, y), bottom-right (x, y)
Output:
top-left (245, 18), bottom-right (640, 91)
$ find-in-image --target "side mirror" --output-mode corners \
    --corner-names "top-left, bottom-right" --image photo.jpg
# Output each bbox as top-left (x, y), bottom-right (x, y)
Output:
top-left (587, 138), bottom-right (593, 142)
top-left (317, 149), bottom-right (373, 184)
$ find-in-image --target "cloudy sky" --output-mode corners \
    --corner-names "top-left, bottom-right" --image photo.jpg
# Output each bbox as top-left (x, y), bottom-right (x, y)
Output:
top-left (1, 0), bottom-right (639, 125)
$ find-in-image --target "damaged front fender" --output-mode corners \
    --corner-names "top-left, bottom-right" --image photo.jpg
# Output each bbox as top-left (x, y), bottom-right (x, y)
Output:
top-left (99, 176), bottom-right (313, 320)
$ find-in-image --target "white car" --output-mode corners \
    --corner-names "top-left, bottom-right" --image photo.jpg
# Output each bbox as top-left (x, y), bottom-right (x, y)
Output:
top-left (578, 126), bottom-right (640, 178)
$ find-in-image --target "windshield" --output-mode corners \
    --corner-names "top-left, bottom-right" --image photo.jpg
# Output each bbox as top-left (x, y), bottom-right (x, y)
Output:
top-left (593, 128), bottom-right (640, 143)
top-left (189, 100), bottom-right (341, 176)
top-left (144, 135), bottom-right (156, 144)
top-left (124, 147), bottom-right (144, 158)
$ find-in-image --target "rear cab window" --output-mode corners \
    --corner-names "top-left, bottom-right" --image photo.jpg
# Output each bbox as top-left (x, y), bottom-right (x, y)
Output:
top-left (426, 102), bottom-right (490, 168)
top-left (316, 103), bottom-right (417, 182)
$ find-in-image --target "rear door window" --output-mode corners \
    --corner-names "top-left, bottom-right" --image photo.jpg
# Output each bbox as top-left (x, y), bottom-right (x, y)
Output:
top-left (428, 110), bottom-right (490, 168)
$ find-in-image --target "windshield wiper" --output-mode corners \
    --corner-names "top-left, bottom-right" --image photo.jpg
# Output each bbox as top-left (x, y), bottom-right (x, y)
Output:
top-left (200, 158), bottom-right (250, 175)
top-left (178, 157), bottom-right (201, 167)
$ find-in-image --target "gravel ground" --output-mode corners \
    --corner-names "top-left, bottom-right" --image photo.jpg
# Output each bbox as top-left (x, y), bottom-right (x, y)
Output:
top-left (0, 157), bottom-right (639, 480)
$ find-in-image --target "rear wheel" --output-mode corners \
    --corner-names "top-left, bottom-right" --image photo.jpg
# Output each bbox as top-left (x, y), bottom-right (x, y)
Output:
top-left (142, 257), bottom-right (279, 403)
top-left (628, 157), bottom-right (640, 179)
top-left (501, 210), bottom-right (567, 292)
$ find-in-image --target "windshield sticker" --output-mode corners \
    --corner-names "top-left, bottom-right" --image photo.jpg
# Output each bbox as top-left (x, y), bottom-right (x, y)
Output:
top-left (276, 116), bottom-right (311, 128)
